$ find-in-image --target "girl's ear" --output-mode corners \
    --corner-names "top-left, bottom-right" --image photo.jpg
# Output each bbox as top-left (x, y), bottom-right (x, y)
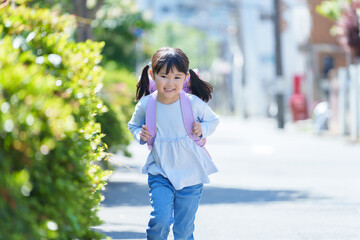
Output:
top-left (149, 69), bottom-right (154, 80)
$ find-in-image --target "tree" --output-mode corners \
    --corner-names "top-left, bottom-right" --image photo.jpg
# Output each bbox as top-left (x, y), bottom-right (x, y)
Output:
top-left (92, 1), bottom-right (153, 70)
top-left (30, 0), bottom-right (153, 70)
top-left (317, 0), bottom-right (360, 57)
top-left (28, 0), bottom-right (152, 154)
top-left (30, 0), bottom-right (104, 41)
top-left (145, 22), bottom-right (218, 70)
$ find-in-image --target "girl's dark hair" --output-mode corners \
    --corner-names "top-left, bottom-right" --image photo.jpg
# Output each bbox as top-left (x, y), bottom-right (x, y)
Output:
top-left (135, 47), bottom-right (213, 102)
top-left (135, 65), bottom-right (150, 101)
top-left (189, 69), bottom-right (213, 102)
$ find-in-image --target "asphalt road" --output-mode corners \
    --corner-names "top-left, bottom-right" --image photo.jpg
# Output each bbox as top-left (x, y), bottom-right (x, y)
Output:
top-left (94, 116), bottom-right (360, 240)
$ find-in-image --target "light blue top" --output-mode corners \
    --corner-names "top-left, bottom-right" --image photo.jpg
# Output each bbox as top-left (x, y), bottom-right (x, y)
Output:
top-left (128, 93), bottom-right (220, 190)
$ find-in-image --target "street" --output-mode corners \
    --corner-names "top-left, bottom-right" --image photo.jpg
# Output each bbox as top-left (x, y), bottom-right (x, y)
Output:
top-left (94, 116), bottom-right (360, 240)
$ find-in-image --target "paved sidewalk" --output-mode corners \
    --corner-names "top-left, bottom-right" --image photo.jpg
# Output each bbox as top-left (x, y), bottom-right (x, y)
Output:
top-left (94, 116), bottom-right (360, 240)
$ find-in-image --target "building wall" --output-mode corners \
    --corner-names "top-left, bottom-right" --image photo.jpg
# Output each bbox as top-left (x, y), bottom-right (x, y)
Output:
top-left (305, 0), bottom-right (347, 103)
top-left (308, 0), bottom-right (338, 44)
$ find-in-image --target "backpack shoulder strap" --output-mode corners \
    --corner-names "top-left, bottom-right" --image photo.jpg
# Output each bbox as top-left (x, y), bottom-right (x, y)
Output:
top-left (146, 91), bottom-right (157, 150)
top-left (179, 90), bottom-right (206, 148)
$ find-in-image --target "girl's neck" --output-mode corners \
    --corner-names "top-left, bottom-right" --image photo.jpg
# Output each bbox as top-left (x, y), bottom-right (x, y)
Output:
top-left (157, 93), bottom-right (180, 105)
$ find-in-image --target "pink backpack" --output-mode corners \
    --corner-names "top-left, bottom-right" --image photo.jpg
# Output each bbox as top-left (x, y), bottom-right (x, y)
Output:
top-left (143, 69), bottom-right (210, 156)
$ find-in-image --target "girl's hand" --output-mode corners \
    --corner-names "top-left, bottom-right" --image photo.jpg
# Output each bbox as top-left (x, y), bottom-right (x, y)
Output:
top-left (192, 122), bottom-right (203, 138)
top-left (140, 125), bottom-right (152, 142)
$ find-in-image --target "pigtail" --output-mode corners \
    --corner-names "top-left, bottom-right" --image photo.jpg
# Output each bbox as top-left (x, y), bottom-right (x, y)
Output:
top-left (135, 65), bottom-right (150, 101)
top-left (189, 69), bottom-right (213, 102)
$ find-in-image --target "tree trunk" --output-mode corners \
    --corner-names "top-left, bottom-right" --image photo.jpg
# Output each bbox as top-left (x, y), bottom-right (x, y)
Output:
top-left (74, 0), bottom-right (104, 42)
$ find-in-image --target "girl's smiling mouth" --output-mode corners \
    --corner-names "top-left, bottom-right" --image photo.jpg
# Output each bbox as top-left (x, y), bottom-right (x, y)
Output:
top-left (164, 88), bottom-right (175, 92)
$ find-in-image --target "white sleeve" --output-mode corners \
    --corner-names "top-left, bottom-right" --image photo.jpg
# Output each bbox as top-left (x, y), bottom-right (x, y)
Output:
top-left (127, 97), bottom-right (147, 145)
top-left (195, 99), bottom-right (220, 138)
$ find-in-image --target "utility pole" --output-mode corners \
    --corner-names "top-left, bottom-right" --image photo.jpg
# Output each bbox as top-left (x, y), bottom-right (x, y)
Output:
top-left (229, 0), bottom-right (246, 118)
top-left (273, 0), bottom-right (285, 128)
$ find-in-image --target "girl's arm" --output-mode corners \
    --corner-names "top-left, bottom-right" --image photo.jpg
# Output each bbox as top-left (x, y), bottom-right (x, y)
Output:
top-left (197, 101), bottom-right (220, 138)
top-left (128, 98), bottom-right (147, 145)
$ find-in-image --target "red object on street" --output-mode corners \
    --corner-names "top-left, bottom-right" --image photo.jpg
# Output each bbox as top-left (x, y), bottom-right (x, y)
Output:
top-left (290, 74), bottom-right (307, 121)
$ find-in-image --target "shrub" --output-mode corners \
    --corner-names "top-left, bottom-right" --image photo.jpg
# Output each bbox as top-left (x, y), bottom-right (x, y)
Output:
top-left (0, 3), bottom-right (111, 239)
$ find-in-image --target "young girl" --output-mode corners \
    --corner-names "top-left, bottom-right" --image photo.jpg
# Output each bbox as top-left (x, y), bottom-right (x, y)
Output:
top-left (128, 47), bottom-right (219, 239)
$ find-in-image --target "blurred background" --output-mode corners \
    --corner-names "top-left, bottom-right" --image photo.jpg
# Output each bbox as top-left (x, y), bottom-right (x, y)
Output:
top-left (22, 0), bottom-right (359, 136)
top-left (131, 0), bottom-right (358, 139)
top-left (1, 0), bottom-right (360, 239)
top-left (8, 0), bottom-right (358, 143)
top-left (136, 0), bottom-right (359, 141)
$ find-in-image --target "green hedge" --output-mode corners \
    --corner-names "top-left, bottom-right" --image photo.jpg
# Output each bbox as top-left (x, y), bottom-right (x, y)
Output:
top-left (0, 3), bottom-right (111, 239)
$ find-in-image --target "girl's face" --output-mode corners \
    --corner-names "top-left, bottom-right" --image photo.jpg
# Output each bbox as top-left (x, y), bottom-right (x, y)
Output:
top-left (151, 64), bottom-right (188, 104)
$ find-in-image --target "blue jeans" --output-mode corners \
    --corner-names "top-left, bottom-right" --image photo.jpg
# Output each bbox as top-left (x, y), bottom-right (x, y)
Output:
top-left (147, 174), bottom-right (203, 240)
